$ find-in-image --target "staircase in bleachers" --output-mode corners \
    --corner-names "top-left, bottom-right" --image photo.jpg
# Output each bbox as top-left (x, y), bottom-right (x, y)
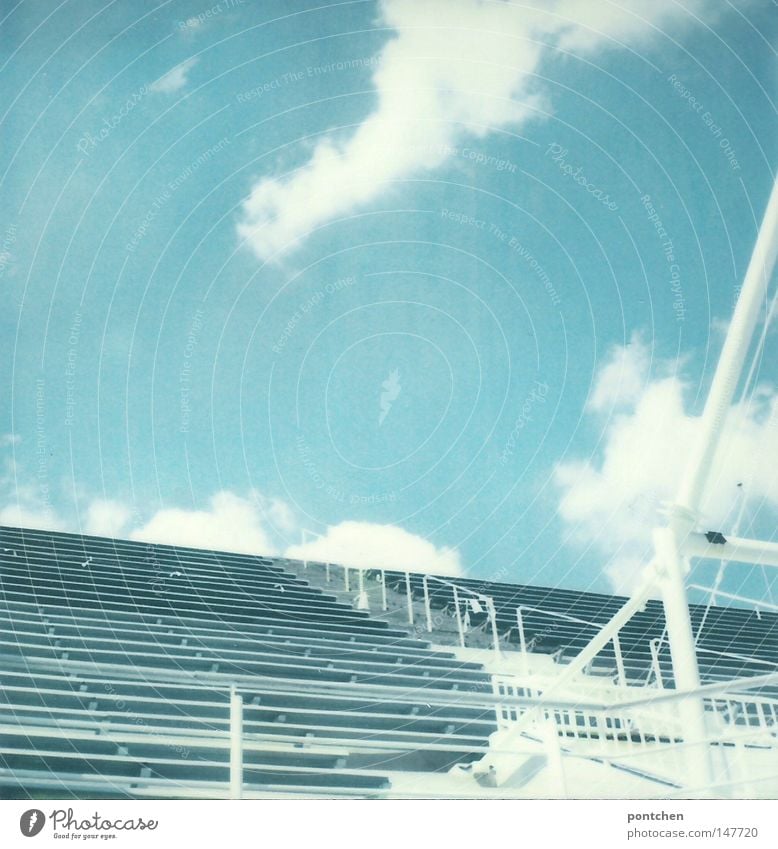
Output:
top-left (0, 525), bottom-right (496, 799)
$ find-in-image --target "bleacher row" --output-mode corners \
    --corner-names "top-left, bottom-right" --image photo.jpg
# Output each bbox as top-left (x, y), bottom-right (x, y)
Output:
top-left (0, 526), bottom-right (496, 799)
top-left (384, 572), bottom-right (778, 692)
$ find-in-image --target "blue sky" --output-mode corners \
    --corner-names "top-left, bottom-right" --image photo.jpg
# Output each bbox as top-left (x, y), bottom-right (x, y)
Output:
top-left (1, 0), bottom-right (776, 602)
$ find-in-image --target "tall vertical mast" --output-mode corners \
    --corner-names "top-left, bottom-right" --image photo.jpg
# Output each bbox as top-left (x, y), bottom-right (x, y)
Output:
top-left (674, 178), bottom-right (778, 522)
top-left (661, 177), bottom-right (778, 788)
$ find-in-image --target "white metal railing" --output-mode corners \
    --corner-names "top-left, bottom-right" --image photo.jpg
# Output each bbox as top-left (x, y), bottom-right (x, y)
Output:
top-left (299, 561), bottom-right (776, 687)
top-left (309, 560), bottom-right (501, 652)
top-left (302, 554), bottom-right (390, 615)
top-left (515, 605), bottom-right (628, 685)
top-left (421, 574), bottom-right (500, 656)
top-left (226, 667), bottom-right (776, 798)
top-left (223, 661), bottom-right (778, 798)
top-left (648, 631), bottom-right (778, 690)
top-left (11, 654), bottom-right (772, 799)
top-left (491, 671), bottom-right (778, 796)
top-left (689, 583), bottom-right (778, 617)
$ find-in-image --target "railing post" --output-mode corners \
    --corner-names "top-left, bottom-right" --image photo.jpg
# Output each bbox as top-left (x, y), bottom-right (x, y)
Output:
top-left (516, 606), bottom-right (529, 673)
top-left (380, 569), bottom-right (388, 611)
top-left (612, 633), bottom-right (626, 687)
top-left (325, 561), bottom-right (330, 582)
top-left (229, 685), bottom-right (243, 800)
top-left (356, 568), bottom-right (369, 610)
top-left (405, 571), bottom-right (414, 625)
top-left (453, 586), bottom-right (465, 647)
top-left (650, 638), bottom-right (665, 689)
top-left (487, 596), bottom-right (500, 658)
top-left (423, 575), bottom-right (432, 632)
top-left (516, 607), bottom-right (527, 655)
top-left (344, 565), bottom-right (350, 592)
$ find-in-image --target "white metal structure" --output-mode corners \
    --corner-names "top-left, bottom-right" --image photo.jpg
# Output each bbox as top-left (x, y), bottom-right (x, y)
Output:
top-left (470, 177), bottom-right (778, 792)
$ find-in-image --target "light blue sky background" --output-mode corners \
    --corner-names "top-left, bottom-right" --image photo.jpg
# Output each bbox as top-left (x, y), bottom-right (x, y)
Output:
top-left (1, 0), bottom-right (776, 601)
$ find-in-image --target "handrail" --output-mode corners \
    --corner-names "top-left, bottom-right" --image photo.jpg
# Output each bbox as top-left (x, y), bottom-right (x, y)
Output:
top-left (422, 573), bottom-right (500, 656)
top-left (612, 671), bottom-right (778, 711)
top-left (515, 603), bottom-right (627, 685)
top-left (205, 673), bottom-right (778, 801)
top-left (650, 632), bottom-right (778, 671)
top-left (689, 583), bottom-right (778, 615)
top-left (695, 644), bottom-right (778, 668)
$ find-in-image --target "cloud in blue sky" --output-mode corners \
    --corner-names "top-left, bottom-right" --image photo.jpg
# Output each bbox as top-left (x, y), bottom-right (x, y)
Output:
top-left (1, 0), bottom-right (773, 598)
top-left (0, 462), bottom-right (463, 576)
top-left (150, 57), bottom-right (198, 95)
top-left (238, 0), bottom-right (714, 260)
top-left (287, 520), bottom-right (463, 576)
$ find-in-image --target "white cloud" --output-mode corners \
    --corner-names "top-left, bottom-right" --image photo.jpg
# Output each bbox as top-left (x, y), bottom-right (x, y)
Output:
top-left (0, 476), bottom-right (464, 581)
top-left (150, 57), bottom-right (198, 94)
top-left (555, 341), bottom-right (778, 592)
top-left (129, 490), bottom-right (280, 554)
top-left (0, 502), bottom-right (65, 532)
top-left (84, 499), bottom-right (132, 537)
top-left (586, 334), bottom-right (653, 413)
top-left (238, 0), bottom-right (713, 260)
top-left (553, 0), bottom-right (709, 51)
top-left (285, 520), bottom-right (463, 576)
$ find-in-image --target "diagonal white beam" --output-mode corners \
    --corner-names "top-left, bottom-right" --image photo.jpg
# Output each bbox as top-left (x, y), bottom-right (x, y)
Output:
top-left (683, 532), bottom-right (778, 568)
top-left (675, 178), bottom-right (778, 524)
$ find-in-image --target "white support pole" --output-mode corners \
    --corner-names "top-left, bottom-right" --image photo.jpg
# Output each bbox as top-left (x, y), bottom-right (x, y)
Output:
top-left (612, 633), bottom-right (626, 687)
top-left (423, 575), bottom-right (432, 632)
top-left (344, 565), bottom-right (350, 592)
top-left (380, 569), bottom-right (388, 611)
top-left (646, 180), bottom-right (778, 791)
top-left (405, 571), bottom-right (414, 625)
top-left (229, 685), bottom-right (243, 800)
top-left (325, 561), bottom-right (330, 582)
top-left (540, 718), bottom-right (567, 799)
top-left (453, 586), bottom-right (465, 647)
top-left (675, 178), bottom-right (778, 522)
top-left (654, 527), bottom-right (712, 788)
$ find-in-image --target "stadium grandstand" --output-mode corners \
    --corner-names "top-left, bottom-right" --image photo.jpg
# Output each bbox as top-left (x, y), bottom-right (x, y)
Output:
top-left (0, 523), bottom-right (776, 800)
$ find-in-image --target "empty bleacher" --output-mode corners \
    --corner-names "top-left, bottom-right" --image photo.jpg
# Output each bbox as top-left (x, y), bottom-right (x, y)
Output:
top-left (0, 526), bottom-right (496, 799)
top-left (2, 525), bottom-right (775, 799)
